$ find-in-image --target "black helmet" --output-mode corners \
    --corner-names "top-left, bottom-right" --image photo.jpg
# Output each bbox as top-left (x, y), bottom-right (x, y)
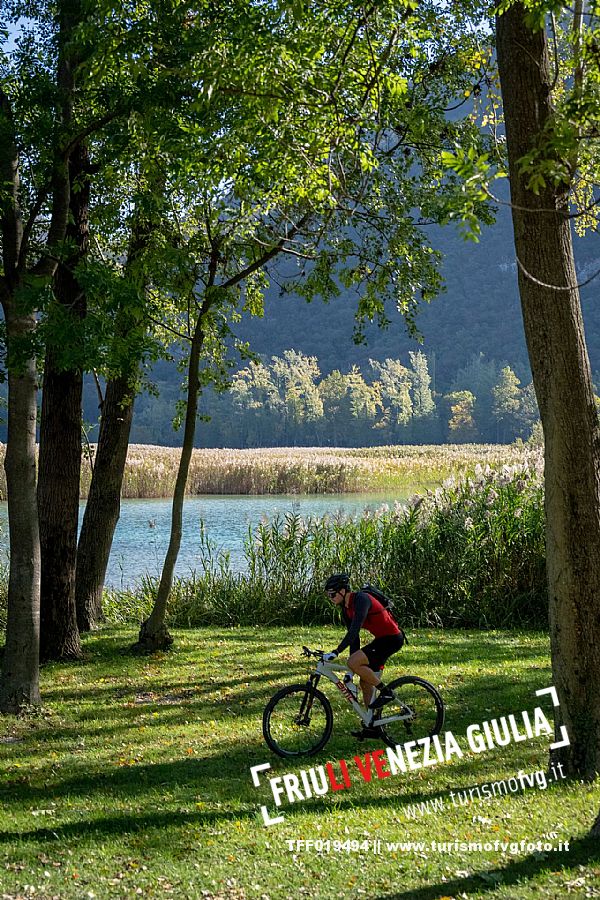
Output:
top-left (324, 573), bottom-right (350, 592)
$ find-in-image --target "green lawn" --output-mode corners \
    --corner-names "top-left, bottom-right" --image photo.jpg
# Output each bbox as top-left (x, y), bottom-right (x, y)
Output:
top-left (0, 627), bottom-right (598, 899)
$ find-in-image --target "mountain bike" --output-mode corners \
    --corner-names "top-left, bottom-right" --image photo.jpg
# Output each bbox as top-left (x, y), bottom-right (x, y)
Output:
top-left (262, 646), bottom-right (445, 758)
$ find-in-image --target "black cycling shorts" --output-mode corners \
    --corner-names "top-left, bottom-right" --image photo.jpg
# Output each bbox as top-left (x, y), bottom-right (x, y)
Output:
top-left (362, 631), bottom-right (405, 671)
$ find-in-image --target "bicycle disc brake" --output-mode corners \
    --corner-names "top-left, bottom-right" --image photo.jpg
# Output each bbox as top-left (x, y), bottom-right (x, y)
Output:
top-left (294, 714), bottom-right (311, 726)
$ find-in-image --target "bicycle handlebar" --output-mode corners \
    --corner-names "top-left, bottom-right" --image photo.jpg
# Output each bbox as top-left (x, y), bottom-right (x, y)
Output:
top-left (301, 646), bottom-right (325, 659)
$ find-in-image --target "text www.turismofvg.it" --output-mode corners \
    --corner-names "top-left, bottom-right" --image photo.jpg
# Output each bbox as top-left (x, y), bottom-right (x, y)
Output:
top-left (403, 762), bottom-right (567, 820)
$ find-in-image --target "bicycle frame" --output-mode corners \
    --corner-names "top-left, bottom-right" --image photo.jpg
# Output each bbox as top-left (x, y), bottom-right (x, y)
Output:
top-left (307, 659), bottom-right (407, 728)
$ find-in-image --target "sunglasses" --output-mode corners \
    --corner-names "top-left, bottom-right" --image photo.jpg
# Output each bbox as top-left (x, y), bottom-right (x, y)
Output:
top-left (326, 590), bottom-right (338, 598)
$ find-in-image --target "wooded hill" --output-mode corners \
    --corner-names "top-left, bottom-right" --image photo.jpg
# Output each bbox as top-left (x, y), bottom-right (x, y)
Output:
top-left (80, 206), bottom-right (600, 447)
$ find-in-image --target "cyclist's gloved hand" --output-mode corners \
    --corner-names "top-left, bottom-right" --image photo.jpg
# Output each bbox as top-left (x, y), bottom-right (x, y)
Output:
top-left (323, 651), bottom-right (338, 661)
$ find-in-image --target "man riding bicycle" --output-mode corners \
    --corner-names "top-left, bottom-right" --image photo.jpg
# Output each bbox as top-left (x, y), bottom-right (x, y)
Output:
top-left (322, 573), bottom-right (405, 739)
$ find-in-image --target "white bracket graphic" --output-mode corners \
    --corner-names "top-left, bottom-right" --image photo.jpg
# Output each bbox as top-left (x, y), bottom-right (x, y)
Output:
top-left (535, 686), bottom-right (570, 750)
top-left (535, 686), bottom-right (559, 706)
top-left (260, 804), bottom-right (285, 826)
top-left (250, 763), bottom-right (272, 787)
top-left (250, 763), bottom-right (286, 826)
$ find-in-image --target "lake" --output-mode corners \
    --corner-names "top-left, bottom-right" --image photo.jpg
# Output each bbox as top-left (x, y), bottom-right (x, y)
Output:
top-left (0, 490), bottom-right (418, 589)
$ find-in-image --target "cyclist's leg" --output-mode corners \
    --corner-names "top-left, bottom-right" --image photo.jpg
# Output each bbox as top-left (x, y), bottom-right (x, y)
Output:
top-left (366, 634), bottom-right (404, 672)
top-left (366, 635), bottom-right (405, 708)
top-left (360, 676), bottom-right (379, 708)
top-left (347, 649), bottom-right (382, 705)
top-left (359, 674), bottom-right (380, 708)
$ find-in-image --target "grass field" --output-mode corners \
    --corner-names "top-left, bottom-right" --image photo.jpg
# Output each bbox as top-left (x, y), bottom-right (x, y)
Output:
top-left (0, 626), bottom-right (598, 899)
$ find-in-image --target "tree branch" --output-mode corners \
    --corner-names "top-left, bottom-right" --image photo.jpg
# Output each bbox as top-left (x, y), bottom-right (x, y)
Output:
top-left (359, 28), bottom-right (399, 112)
top-left (63, 107), bottom-right (133, 156)
top-left (92, 369), bottom-right (105, 410)
top-left (17, 182), bottom-right (51, 275)
top-left (220, 214), bottom-right (311, 290)
top-left (483, 182), bottom-right (600, 219)
top-left (29, 0), bottom-right (80, 280)
top-left (516, 252), bottom-right (600, 291)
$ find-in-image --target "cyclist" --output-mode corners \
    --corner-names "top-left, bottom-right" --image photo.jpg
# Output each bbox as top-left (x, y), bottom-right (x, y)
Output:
top-left (322, 573), bottom-right (405, 738)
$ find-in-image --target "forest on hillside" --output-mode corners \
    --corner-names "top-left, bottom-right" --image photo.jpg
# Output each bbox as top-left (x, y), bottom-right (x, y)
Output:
top-left (79, 205), bottom-right (600, 447)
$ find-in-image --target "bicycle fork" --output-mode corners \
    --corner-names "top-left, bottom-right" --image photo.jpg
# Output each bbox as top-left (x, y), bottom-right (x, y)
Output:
top-left (295, 673), bottom-right (321, 726)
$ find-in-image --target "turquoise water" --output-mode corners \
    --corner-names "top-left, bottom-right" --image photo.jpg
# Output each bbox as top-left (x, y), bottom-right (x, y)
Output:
top-left (0, 491), bottom-right (414, 589)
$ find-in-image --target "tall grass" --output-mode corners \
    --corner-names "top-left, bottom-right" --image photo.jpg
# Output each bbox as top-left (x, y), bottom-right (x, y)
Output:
top-left (0, 460), bottom-right (545, 632)
top-left (107, 458), bottom-right (546, 630)
top-left (97, 444), bottom-right (540, 497)
top-left (0, 443), bottom-right (538, 500)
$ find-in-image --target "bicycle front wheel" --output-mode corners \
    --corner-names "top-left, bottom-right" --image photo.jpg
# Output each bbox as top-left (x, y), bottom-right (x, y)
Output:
top-left (263, 683), bottom-right (333, 758)
top-left (375, 676), bottom-right (444, 750)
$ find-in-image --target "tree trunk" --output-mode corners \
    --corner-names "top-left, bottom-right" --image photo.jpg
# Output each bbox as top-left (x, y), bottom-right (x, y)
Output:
top-left (0, 0), bottom-right (82, 703)
top-left (133, 315), bottom-right (205, 652)
top-left (37, 141), bottom-right (90, 661)
top-left (0, 310), bottom-right (41, 712)
top-left (497, 4), bottom-right (600, 778)
top-left (37, 361), bottom-right (83, 660)
top-left (75, 169), bottom-right (164, 631)
top-left (75, 375), bottom-right (135, 631)
top-left (0, 89), bottom-right (41, 712)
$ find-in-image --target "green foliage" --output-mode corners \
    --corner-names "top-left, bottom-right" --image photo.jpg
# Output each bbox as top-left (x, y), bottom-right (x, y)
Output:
top-left (409, 349), bottom-right (436, 418)
top-left (101, 576), bottom-right (156, 627)
top-left (207, 349), bottom-right (498, 447)
top-left (445, 353), bottom-right (536, 444)
top-left (440, 147), bottom-right (499, 241)
top-left (370, 358), bottom-right (414, 433)
top-left (271, 351), bottom-right (323, 427)
top-left (445, 1), bottom-right (600, 240)
top-left (124, 341), bottom-right (543, 448)
top-left (492, 365), bottom-right (522, 440)
top-left (0, 0), bottom-right (497, 397)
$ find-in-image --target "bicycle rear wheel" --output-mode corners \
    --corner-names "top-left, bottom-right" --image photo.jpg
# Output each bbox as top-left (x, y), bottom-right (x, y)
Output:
top-left (375, 676), bottom-right (444, 749)
top-left (263, 683), bottom-right (333, 758)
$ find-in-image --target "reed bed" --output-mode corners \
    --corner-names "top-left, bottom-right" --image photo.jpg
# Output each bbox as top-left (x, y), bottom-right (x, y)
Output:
top-left (0, 442), bottom-right (535, 500)
top-left (0, 443), bottom-right (534, 500)
top-left (115, 444), bottom-right (536, 497)
top-left (104, 457), bottom-right (546, 630)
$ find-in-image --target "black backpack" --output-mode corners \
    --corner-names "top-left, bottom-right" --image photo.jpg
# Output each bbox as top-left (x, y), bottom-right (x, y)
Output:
top-left (361, 583), bottom-right (394, 610)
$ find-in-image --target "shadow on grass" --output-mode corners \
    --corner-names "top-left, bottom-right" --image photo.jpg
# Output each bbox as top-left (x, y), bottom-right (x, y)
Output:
top-left (2, 658), bottom-right (556, 783)
top-left (0, 729), bottom-right (569, 826)
top-left (76, 626), bottom-right (333, 654)
top-left (371, 831), bottom-right (600, 899)
top-left (0, 747), bottom-right (266, 811)
top-left (0, 807), bottom-right (241, 848)
top-left (40, 663), bottom-right (295, 704)
top-left (0, 625), bottom-right (559, 841)
top-left (74, 626), bottom-right (549, 657)
top-left (0, 771), bottom-right (591, 868)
